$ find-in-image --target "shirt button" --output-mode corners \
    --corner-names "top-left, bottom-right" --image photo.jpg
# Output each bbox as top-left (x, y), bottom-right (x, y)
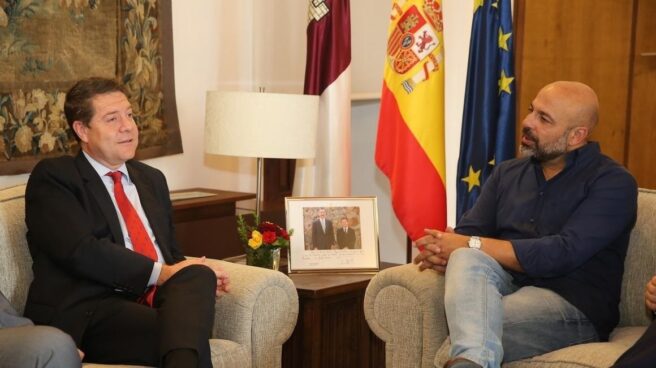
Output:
top-left (538, 191), bottom-right (544, 196)
top-left (530, 218), bottom-right (535, 223)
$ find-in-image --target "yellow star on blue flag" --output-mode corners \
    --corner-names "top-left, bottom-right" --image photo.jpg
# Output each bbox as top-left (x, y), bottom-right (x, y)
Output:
top-left (461, 166), bottom-right (481, 193)
top-left (498, 28), bottom-right (511, 51)
top-left (456, 0), bottom-right (515, 221)
top-left (474, 0), bottom-right (484, 13)
top-left (498, 70), bottom-right (514, 95)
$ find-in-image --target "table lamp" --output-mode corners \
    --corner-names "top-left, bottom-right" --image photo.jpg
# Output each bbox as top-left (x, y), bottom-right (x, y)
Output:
top-left (204, 91), bottom-right (319, 216)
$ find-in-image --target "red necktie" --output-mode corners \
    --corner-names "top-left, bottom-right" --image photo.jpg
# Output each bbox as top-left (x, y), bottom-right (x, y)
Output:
top-left (107, 171), bottom-right (157, 306)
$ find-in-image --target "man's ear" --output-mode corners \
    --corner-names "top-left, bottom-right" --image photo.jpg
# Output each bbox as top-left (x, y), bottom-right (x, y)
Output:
top-left (72, 121), bottom-right (89, 143)
top-left (569, 126), bottom-right (589, 146)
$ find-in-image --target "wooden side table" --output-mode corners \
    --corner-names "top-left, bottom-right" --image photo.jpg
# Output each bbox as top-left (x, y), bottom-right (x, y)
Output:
top-left (282, 264), bottom-right (398, 368)
top-left (170, 188), bottom-right (255, 259)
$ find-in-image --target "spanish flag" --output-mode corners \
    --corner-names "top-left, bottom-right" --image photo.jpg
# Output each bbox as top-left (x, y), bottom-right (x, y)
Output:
top-left (375, 0), bottom-right (446, 240)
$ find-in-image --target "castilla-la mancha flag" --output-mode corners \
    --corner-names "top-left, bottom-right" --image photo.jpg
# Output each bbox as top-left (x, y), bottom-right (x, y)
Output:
top-left (293, 0), bottom-right (352, 197)
top-left (375, 0), bottom-right (446, 240)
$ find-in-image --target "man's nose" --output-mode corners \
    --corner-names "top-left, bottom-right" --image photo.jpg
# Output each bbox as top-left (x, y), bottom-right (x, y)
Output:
top-left (521, 113), bottom-right (534, 129)
top-left (119, 115), bottom-right (134, 130)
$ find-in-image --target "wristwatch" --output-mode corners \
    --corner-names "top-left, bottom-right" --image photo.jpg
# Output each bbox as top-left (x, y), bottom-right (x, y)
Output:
top-left (468, 236), bottom-right (482, 250)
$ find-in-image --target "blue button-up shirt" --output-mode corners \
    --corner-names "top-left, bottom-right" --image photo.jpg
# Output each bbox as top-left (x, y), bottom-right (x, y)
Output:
top-left (456, 142), bottom-right (637, 340)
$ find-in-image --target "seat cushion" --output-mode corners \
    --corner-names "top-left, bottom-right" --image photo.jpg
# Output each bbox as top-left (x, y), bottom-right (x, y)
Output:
top-left (435, 326), bottom-right (646, 368)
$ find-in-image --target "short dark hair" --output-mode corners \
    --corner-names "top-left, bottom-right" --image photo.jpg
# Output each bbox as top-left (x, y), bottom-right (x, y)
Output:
top-left (64, 78), bottom-right (127, 137)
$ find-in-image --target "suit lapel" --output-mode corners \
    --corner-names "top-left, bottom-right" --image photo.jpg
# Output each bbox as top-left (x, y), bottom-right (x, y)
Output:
top-left (75, 153), bottom-right (125, 246)
top-left (127, 163), bottom-right (174, 263)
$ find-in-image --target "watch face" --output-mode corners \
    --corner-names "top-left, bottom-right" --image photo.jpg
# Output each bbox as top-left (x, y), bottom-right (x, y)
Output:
top-left (469, 236), bottom-right (481, 249)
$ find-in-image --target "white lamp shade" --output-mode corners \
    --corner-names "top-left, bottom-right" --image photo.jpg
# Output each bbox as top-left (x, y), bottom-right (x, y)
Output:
top-left (204, 91), bottom-right (319, 159)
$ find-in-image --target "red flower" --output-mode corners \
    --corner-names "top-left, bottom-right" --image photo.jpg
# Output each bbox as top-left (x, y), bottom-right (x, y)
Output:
top-left (262, 231), bottom-right (277, 244)
top-left (280, 228), bottom-right (289, 240)
top-left (258, 221), bottom-right (277, 233)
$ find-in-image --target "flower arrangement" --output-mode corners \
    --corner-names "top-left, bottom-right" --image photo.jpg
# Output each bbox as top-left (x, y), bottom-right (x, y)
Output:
top-left (237, 214), bottom-right (293, 269)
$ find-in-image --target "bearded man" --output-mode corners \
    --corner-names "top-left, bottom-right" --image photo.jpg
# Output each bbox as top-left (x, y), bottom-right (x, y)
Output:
top-left (414, 81), bottom-right (637, 368)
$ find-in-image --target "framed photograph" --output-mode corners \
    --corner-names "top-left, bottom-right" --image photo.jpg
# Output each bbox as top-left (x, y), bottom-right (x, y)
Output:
top-left (285, 197), bottom-right (380, 273)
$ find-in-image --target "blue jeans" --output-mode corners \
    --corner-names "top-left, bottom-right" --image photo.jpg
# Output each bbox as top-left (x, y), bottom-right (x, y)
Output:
top-left (444, 248), bottom-right (598, 368)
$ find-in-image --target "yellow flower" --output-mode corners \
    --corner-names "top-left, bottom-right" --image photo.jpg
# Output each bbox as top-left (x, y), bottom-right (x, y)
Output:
top-left (15, 125), bottom-right (33, 153)
top-left (11, 90), bottom-right (26, 121)
top-left (248, 230), bottom-right (263, 250)
top-left (31, 89), bottom-right (48, 110)
top-left (39, 132), bottom-right (56, 153)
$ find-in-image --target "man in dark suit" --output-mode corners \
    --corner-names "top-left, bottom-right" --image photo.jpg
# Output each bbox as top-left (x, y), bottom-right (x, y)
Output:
top-left (24, 78), bottom-right (230, 367)
top-left (335, 217), bottom-right (357, 249)
top-left (311, 208), bottom-right (335, 250)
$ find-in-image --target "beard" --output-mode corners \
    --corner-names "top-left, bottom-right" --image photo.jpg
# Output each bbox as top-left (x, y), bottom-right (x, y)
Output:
top-left (520, 127), bottom-right (570, 162)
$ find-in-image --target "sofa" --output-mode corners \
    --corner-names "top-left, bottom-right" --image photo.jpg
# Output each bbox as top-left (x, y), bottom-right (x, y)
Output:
top-left (0, 184), bottom-right (299, 368)
top-left (364, 188), bottom-right (656, 368)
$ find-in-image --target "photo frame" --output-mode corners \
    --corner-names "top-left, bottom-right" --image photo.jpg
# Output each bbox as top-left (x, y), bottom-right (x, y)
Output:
top-left (285, 197), bottom-right (380, 273)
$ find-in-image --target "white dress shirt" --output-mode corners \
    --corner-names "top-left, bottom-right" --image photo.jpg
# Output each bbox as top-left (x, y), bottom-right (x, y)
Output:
top-left (83, 152), bottom-right (163, 287)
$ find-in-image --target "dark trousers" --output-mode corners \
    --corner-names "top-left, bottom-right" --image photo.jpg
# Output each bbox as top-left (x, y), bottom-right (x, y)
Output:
top-left (81, 265), bottom-right (217, 367)
top-left (613, 319), bottom-right (656, 368)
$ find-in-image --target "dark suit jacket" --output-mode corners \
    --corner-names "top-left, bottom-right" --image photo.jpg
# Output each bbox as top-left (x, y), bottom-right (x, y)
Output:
top-left (335, 227), bottom-right (356, 249)
top-left (23, 153), bottom-right (184, 344)
top-left (311, 218), bottom-right (335, 250)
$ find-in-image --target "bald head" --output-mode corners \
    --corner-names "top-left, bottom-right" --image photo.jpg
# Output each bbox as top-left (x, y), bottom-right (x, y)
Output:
top-left (521, 81), bottom-right (600, 163)
top-left (539, 81), bottom-right (599, 131)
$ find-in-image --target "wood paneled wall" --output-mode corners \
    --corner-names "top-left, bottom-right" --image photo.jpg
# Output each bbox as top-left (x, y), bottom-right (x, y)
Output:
top-left (516, 0), bottom-right (656, 188)
top-left (626, 0), bottom-right (656, 188)
top-left (515, 0), bottom-right (636, 165)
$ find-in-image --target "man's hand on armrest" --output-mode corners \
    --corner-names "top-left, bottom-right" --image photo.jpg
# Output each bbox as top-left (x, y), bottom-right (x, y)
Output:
top-left (646, 275), bottom-right (656, 312)
top-left (158, 257), bottom-right (231, 297)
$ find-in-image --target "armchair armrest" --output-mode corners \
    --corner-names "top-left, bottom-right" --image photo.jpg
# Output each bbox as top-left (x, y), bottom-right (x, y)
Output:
top-left (205, 259), bottom-right (298, 368)
top-left (364, 263), bottom-right (447, 368)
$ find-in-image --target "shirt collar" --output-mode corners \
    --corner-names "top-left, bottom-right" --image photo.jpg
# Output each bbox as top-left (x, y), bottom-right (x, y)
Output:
top-left (564, 141), bottom-right (599, 167)
top-left (82, 151), bottom-right (130, 183)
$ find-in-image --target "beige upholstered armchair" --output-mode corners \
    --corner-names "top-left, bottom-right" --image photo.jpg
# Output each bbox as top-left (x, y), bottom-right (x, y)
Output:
top-left (364, 188), bottom-right (656, 368)
top-left (0, 184), bottom-right (298, 368)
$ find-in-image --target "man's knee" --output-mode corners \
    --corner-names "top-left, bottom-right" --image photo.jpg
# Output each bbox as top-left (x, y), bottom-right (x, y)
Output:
top-left (188, 264), bottom-right (218, 285)
top-left (449, 248), bottom-right (496, 271)
top-left (2, 326), bottom-right (81, 367)
top-left (167, 263), bottom-right (217, 292)
top-left (29, 325), bottom-right (78, 354)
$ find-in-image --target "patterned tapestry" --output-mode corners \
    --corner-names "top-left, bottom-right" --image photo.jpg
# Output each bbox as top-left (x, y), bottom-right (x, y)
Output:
top-left (0, 0), bottom-right (182, 174)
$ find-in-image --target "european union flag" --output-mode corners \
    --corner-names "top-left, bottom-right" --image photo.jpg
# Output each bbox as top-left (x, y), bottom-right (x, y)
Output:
top-left (456, 0), bottom-right (515, 221)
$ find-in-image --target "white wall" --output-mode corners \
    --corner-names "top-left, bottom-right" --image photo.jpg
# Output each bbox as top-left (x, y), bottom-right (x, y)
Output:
top-left (0, 1), bottom-right (475, 265)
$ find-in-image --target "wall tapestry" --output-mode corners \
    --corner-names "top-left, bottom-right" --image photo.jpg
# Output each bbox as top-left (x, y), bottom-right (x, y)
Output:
top-left (0, 0), bottom-right (182, 175)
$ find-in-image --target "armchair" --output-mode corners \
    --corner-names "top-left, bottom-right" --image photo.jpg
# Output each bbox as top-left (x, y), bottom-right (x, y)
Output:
top-left (0, 184), bottom-right (298, 368)
top-left (364, 188), bottom-right (656, 368)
